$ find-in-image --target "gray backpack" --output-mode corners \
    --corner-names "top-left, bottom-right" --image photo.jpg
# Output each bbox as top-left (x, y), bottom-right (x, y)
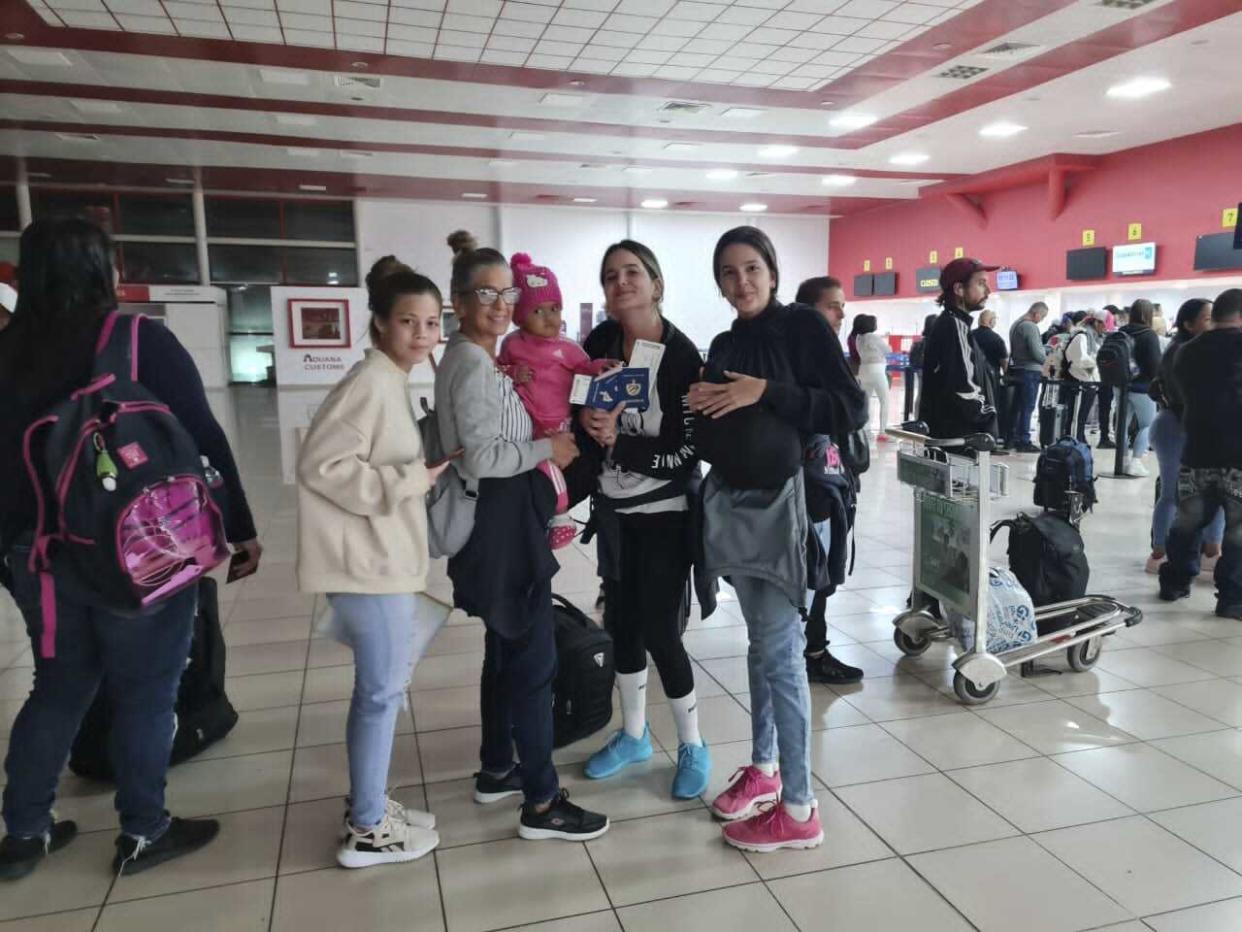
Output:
top-left (418, 401), bottom-right (478, 559)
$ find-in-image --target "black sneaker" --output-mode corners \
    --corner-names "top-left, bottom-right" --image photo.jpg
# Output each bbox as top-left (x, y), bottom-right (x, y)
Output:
top-left (806, 650), bottom-right (864, 685)
top-left (518, 790), bottom-right (609, 841)
top-left (1013, 442), bottom-right (1041, 455)
top-left (112, 817), bottom-right (219, 876)
top-left (473, 767), bottom-right (523, 804)
top-left (1159, 584), bottom-right (1191, 603)
top-left (1097, 438), bottom-right (1116, 450)
top-left (0, 820), bottom-right (78, 881)
top-left (1216, 604), bottom-right (1242, 621)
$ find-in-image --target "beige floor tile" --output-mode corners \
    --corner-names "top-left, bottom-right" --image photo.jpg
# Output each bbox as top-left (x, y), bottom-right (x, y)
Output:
top-left (409, 650), bottom-right (484, 692)
top-left (1053, 743), bottom-right (1237, 812)
top-left (977, 699), bottom-right (1138, 755)
top-left (0, 829), bottom-right (116, 922)
top-left (272, 859), bottom-right (443, 932)
top-left (810, 723), bottom-right (936, 787)
top-left (298, 663), bottom-right (354, 704)
top-left (881, 710), bottom-right (1040, 770)
top-left (416, 725), bottom-right (484, 785)
top-left (53, 773), bottom-right (128, 833)
top-left (908, 836), bottom-right (1133, 932)
top-left (815, 642), bottom-right (898, 678)
top-left (224, 616), bottom-right (311, 647)
top-left (424, 623), bottom-right (486, 657)
top-left (289, 734), bottom-right (421, 803)
top-left (646, 694), bottom-right (752, 748)
top-left (1145, 896), bottom-right (1242, 932)
top-left (1151, 796), bottom-right (1242, 875)
top-left (195, 705), bottom-right (299, 760)
top-left (109, 806), bottom-right (283, 902)
top-left (411, 685), bottom-right (481, 732)
top-left (227, 641), bottom-right (309, 677)
top-left (422, 776), bottom-right (520, 849)
top-left (817, 610), bottom-right (897, 644)
top-left (645, 660), bottom-right (728, 701)
top-left (769, 858), bottom-right (972, 931)
top-left (0, 909), bottom-right (99, 931)
top-left (680, 625), bottom-right (752, 660)
top-left (914, 667), bottom-right (1058, 708)
top-left (947, 757), bottom-right (1135, 833)
top-left (0, 665), bottom-right (33, 700)
top-left (617, 882), bottom-right (794, 931)
top-left (697, 656), bottom-right (751, 694)
top-left (837, 772), bottom-right (1018, 854)
top-left (557, 755), bottom-right (704, 822)
top-left (832, 674), bottom-right (960, 722)
top-left (306, 637), bottom-right (354, 669)
top-left (1153, 679), bottom-right (1242, 726)
top-left (1065, 689), bottom-right (1225, 740)
top-left (437, 837), bottom-right (608, 932)
top-left (1155, 640), bottom-right (1242, 677)
top-left (1152, 729), bottom-right (1242, 789)
top-left (1095, 647), bottom-right (1219, 688)
top-left (228, 594), bottom-right (315, 622)
top-left (165, 750), bottom-right (293, 817)
top-left (277, 796), bottom-right (346, 875)
top-left (511, 914), bottom-right (621, 932)
top-left (1023, 667), bottom-right (1140, 699)
top-left (295, 699), bottom-right (413, 748)
top-left (97, 879), bottom-right (273, 932)
top-left (225, 670), bottom-right (305, 712)
top-left (1034, 815), bottom-right (1242, 916)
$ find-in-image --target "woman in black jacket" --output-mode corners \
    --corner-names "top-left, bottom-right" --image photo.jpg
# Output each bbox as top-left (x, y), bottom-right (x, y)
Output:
top-left (1120, 299), bottom-right (1163, 477)
top-left (577, 240), bottom-right (711, 800)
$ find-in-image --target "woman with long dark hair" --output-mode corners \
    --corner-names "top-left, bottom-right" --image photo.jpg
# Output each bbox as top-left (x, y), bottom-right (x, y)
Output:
top-left (0, 218), bottom-right (260, 880)
top-left (1120, 299), bottom-right (1163, 477)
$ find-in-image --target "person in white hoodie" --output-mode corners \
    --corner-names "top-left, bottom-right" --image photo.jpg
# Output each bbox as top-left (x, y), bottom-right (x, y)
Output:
top-left (1061, 310), bottom-right (1107, 444)
top-left (296, 267), bottom-right (450, 869)
top-left (853, 314), bottom-right (892, 440)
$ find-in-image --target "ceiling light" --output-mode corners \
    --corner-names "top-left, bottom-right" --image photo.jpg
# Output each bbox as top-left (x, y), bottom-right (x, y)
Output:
top-left (641, 198), bottom-right (669, 209)
top-left (722, 107), bottom-right (763, 119)
top-left (889, 152), bottom-right (930, 166)
top-left (567, 79), bottom-right (585, 87)
top-left (1074, 129), bottom-right (1121, 139)
top-left (706, 169), bottom-right (739, 181)
top-left (740, 202), bottom-right (767, 213)
top-left (299, 184), bottom-right (328, 192)
top-left (932, 42), bottom-right (952, 51)
top-left (573, 197), bottom-right (598, 204)
top-left (7, 48), bottom-right (73, 66)
top-left (461, 192), bottom-right (488, 199)
top-left (664, 143), bottom-right (698, 152)
top-left (979, 121), bottom-right (1027, 138)
top-left (540, 92), bottom-right (587, 107)
top-left (165, 177), bottom-right (194, 185)
top-left (70, 99), bottom-right (122, 114)
top-left (759, 145), bottom-right (798, 158)
top-left (822, 174), bottom-right (857, 187)
top-left (5, 33), bottom-right (24, 41)
top-left (287, 147), bottom-right (321, 157)
top-left (489, 159), bottom-right (517, 167)
top-left (624, 166), bottom-right (655, 175)
top-left (510, 131), bottom-right (546, 141)
top-left (340, 150), bottom-right (374, 159)
top-left (258, 68), bottom-right (310, 86)
top-left (1106, 76), bottom-right (1170, 99)
top-left (819, 100), bottom-right (835, 107)
top-left (276, 114), bottom-right (317, 127)
top-left (350, 61), bottom-right (368, 69)
top-left (55, 132), bottom-right (99, 142)
top-left (830, 112), bottom-right (876, 130)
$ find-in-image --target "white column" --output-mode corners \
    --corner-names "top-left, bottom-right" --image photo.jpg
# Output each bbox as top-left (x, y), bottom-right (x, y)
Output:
top-left (191, 184), bottom-right (210, 285)
top-left (15, 178), bottom-right (32, 229)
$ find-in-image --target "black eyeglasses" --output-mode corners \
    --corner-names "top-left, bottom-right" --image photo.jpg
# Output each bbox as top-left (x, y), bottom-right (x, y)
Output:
top-left (463, 286), bottom-right (521, 306)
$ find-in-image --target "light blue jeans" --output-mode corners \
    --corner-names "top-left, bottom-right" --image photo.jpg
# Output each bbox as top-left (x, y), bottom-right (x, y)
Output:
top-left (732, 575), bottom-right (814, 807)
top-left (327, 593), bottom-right (445, 829)
top-left (1126, 391), bottom-right (1157, 459)
top-left (1151, 410), bottom-right (1225, 552)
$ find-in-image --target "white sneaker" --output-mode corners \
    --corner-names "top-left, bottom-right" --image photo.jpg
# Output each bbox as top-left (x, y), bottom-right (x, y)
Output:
top-left (341, 797), bottom-right (435, 840)
top-left (337, 811), bottom-right (439, 869)
top-left (1124, 458), bottom-right (1149, 478)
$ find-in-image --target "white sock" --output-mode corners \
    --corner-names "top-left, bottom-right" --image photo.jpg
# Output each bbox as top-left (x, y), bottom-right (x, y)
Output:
top-left (784, 800), bottom-right (814, 822)
top-left (755, 762), bottom-right (778, 778)
top-left (668, 690), bottom-right (702, 747)
top-left (617, 669), bottom-right (648, 739)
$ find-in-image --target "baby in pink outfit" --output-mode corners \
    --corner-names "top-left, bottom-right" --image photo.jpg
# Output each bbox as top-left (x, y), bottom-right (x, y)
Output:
top-left (498, 252), bottom-right (613, 549)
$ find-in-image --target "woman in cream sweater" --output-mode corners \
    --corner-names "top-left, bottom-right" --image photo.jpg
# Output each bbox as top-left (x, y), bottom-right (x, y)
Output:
top-left (296, 267), bottom-right (449, 869)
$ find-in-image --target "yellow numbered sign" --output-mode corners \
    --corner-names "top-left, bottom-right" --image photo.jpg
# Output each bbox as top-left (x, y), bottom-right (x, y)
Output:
top-left (929, 249), bottom-right (938, 264)
top-left (1128, 222), bottom-right (1143, 241)
top-left (1082, 229), bottom-right (1095, 246)
top-left (1225, 207), bottom-right (1239, 229)
top-left (863, 259), bottom-right (871, 272)
top-left (953, 246), bottom-right (964, 259)
top-left (884, 256), bottom-right (893, 270)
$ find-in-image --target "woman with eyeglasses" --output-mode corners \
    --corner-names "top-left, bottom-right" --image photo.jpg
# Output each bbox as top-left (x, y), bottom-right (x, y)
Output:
top-left (434, 247), bottom-right (610, 842)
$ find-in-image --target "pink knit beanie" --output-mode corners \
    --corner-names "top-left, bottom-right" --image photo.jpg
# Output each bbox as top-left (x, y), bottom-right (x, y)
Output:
top-left (510, 252), bottom-right (562, 326)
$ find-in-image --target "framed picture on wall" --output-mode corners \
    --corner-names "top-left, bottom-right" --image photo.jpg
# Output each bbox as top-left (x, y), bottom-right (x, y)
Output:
top-left (288, 298), bottom-right (351, 348)
top-left (440, 306), bottom-right (460, 342)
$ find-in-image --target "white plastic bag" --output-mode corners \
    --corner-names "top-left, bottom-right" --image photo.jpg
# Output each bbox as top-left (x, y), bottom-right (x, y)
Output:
top-left (948, 568), bottom-right (1037, 654)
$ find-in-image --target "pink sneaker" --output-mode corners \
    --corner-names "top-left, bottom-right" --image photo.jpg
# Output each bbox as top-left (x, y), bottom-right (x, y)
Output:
top-left (723, 801), bottom-right (824, 853)
top-left (709, 766), bottom-right (781, 821)
top-left (548, 515), bottom-right (578, 551)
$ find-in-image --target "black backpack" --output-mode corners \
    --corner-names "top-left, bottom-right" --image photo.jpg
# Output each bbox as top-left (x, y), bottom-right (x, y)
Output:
top-left (69, 577), bottom-right (239, 780)
top-left (551, 594), bottom-right (615, 749)
top-left (1034, 437), bottom-right (1097, 514)
top-left (1097, 331), bottom-right (1138, 387)
top-left (993, 513), bottom-right (1089, 608)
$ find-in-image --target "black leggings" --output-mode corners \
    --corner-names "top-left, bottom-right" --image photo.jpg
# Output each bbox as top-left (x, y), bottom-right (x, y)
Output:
top-left (602, 510), bottom-right (695, 699)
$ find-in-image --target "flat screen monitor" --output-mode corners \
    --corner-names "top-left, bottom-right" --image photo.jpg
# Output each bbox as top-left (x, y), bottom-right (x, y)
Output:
top-left (996, 269), bottom-right (1019, 290)
top-left (1235, 204), bottom-right (1242, 249)
top-left (853, 273), bottom-right (874, 297)
top-left (1066, 246), bottom-right (1108, 281)
top-left (1112, 242), bottom-right (1157, 276)
top-left (1194, 231), bottom-right (1242, 271)
top-left (873, 272), bottom-right (896, 296)
top-left (915, 266), bottom-right (940, 294)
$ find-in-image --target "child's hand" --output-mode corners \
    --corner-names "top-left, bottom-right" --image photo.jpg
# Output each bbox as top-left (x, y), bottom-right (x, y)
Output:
top-left (427, 460), bottom-right (452, 485)
top-left (514, 363), bottom-right (535, 385)
top-left (549, 432), bottom-right (579, 468)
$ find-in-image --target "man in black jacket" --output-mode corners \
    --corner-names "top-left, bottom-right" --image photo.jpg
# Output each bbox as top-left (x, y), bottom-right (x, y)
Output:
top-left (1159, 288), bottom-right (1242, 618)
top-left (917, 258), bottom-right (998, 439)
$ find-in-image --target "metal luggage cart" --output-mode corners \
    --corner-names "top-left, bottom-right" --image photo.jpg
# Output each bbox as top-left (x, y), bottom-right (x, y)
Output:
top-left (886, 427), bottom-right (1143, 705)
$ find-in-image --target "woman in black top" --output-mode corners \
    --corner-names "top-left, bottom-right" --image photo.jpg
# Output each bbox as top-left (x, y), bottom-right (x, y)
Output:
top-left (0, 218), bottom-right (260, 880)
top-left (1120, 299), bottom-right (1163, 477)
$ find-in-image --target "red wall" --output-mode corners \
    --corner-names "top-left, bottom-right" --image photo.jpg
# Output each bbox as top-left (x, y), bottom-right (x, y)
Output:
top-left (830, 124), bottom-right (1242, 299)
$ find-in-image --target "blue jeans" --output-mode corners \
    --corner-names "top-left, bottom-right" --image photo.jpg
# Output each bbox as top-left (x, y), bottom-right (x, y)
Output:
top-left (1126, 391), bottom-right (1157, 458)
top-left (1008, 369), bottom-right (1041, 445)
top-left (328, 593), bottom-right (444, 829)
top-left (1151, 410), bottom-right (1225, 552)
top-left (479, 579), bottom-right (559, 806)
top-left (732, 575), bottom-right (814, 807)
top-left (2, 546), bottom-right (195, 840)
top-left (1160, 468), bottom-right (1242, 609)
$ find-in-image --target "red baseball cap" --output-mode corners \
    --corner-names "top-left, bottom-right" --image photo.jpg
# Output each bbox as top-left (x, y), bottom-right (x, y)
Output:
top-left (939, 257), bottom-right (999, 293)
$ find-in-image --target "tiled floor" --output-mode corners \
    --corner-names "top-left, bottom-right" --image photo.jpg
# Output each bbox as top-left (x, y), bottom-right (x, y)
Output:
top-left (4, 388), bottom-right (1242, 931)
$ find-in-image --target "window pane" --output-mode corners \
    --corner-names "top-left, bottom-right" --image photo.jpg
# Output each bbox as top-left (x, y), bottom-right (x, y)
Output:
top-left (205, 198), bottom-right (281, 239)
top-left (227, 285), bottom-right (273, 333)
top-left (283, 246), bottom-right (358, 286)
top-left (283, 201), bottom-right (354, 242)
top-left (118, 194), bottom-right (194, 236)
top-left (33, 191), bottom-right (115, 232)
top-left (0, 188), bottom-right (18, 232)
top-left (209, 244), bottom-right (281, 283)
top-left (229, 333), bottom-right (276, 384)
top-left (120, 242), bottom-right (200, 284)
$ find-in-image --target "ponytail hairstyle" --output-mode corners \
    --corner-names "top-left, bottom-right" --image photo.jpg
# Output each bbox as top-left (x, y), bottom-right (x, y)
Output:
top-left (450, 246), bottom-right (507, 299)
top-left (368, 269), bottom-right (443, 346)
top-left (365, 255), bottom-right (413, 309)
top-left (446, 229), bottom-right (478, 259)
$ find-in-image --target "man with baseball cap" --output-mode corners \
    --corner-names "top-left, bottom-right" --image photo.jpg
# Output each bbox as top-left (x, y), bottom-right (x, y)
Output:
top-left (916, 257), bottom-right (999, 440)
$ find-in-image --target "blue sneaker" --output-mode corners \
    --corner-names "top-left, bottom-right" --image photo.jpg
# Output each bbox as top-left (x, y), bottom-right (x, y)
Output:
top-left (671, 742), bottom-right (712, 799)
top-left (584, 727), bottom-right (653, 780)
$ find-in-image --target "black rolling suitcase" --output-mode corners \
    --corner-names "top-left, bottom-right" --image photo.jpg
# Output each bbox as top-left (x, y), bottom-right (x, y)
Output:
top-left (69, 577), bottom-right (239, 780)
top-left (551, 594), bottom-right (615, 749)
